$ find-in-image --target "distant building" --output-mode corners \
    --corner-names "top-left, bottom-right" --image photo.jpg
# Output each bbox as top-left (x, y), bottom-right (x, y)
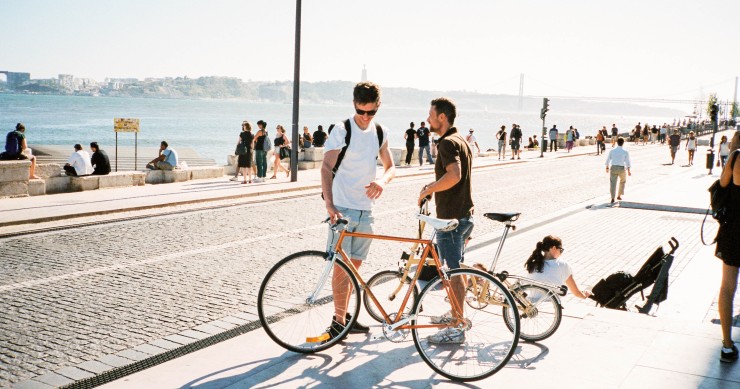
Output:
top-left (58, 74), bottom-right (74, 89)
top-left (361, 65), bottom-right (367, 82)
top-left (1, 72), bottom-right (31, 90)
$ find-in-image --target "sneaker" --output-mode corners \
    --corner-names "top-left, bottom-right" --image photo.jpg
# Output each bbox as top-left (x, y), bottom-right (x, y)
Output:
top-left (346, 313), bottom-right (370, 333)
top-left (427, 327), bottom-right (465, 344)
top-left (321, 316), bottom-right (346, 344)
top-left (430, 311), bottom-right (453, 324)
top-left (721, 344), bottom-right (738, 363)
top-left (229, 176), bottom-right (239, 181)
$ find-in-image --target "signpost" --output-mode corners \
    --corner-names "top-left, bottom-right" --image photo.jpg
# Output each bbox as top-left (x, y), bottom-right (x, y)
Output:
top-left (114, 118), bottom-right (140, 172)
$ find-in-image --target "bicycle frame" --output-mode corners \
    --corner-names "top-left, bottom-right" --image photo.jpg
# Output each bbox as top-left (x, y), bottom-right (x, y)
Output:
top-left (315, 223), bottom-right (467, 331)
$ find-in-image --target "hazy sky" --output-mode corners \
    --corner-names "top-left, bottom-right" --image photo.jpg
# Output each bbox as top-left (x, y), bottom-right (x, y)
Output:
top-left (3, 0), bottom-right (739, 104)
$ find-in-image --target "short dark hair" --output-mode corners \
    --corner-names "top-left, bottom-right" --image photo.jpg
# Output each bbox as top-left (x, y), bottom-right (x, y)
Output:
top-left (161, 141), bottom-right (168, 148)
top-left (617, 137), bottom-right (625, 146)
top-left (15, 123), bottom-right (25, 131)
top-left (353, 81), bottom-right (381, 104)
top-left (74, 144), bottom-right (82, 151)
top-left (257, 120), bottom-right (266, 128)
top-left (90, 142), bottom-right (99, 150)
top-left (430, 97), bottom-right (457, 125)
top-left (410, 122), bottom-right (415, 127)
top-left (318, 125), bottom-right (323, 131)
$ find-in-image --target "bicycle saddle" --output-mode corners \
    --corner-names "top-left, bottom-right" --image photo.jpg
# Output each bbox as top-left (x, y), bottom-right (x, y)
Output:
top-left (483, 212), bottom-right (521, 222)
top-left (416, 214), bottom-right (459, 232)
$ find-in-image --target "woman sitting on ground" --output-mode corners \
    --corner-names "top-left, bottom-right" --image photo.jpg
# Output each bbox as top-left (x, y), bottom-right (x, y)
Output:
top-left (526, 137), bottom-right (535, 149)
top-left (525, 235), bottom-right (591, 299)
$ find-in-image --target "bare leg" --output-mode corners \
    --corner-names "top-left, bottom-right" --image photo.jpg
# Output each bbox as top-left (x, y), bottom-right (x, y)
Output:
top-left (450, 275), bottom-right (466, 321)
top-left (333, 258), bottom-right (362, 325)
top-left (719, 264), bottom-right (739, 348)
top-left (29, 156), bottom-right (38, 179)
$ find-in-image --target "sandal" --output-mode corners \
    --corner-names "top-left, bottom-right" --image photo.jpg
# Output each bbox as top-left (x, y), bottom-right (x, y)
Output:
top-left (270, 176), bottom-right (277, 179)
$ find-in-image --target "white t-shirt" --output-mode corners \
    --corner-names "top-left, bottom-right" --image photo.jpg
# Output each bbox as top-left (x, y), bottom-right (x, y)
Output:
top-left (67, 150), bottom-right (94, 175)
top-left (527, 258), bottom-right (573, 286)
top-left (466, 134), bottom-right (477, 144)
top-left (324, 118), bottom-right (388, 211)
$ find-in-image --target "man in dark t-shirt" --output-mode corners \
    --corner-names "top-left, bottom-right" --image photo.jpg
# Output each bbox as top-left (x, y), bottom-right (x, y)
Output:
top-left (90, 142), bottom-right (111, 175)
top-left (312, 125), bottom-right (327, 147)
top-left (418, 97), bottom-right (473, 345)
top-left (668, 129), bottom-right (681, 165)
top-left (404, 122), bottom-right (417, 166)
top-left (417, 122), bottom-right (434, 165)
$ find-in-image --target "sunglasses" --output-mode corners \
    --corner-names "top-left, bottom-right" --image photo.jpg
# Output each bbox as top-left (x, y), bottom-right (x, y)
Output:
top-left (355, 108), bottom-right (378, 117)
top-left (556, 246), bottom-right (565, 253)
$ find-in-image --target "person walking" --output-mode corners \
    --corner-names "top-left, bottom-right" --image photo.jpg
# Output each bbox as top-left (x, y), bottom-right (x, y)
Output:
top-left (685, 130), bottom-right (697, 166)
top-left (253, 120), bottom-right (270, 182)
top-left (417, 121), bottom-right (434, 165)
top-left (496, 125), bottom-right (507, 160)
top-left (270, 125), bottom-right (290, 179)
top-left (565, 126), bottom-right (575, 153)
top-left (605, 137), bottom-right (631, 204)
top-left (595, 129), bottom-right (605, 156)
top-left (404, 122), bottom-right (417, 166)
top-left (510, 124), bottom-right (522, 159)
top-left (611, 123), bottom-right (619, 147)
top-left (719, 135), bottom-right (730, 168)
top-left (660, 123), bottom-right (668, 144)
top-left (417, 97), bottom-right (474, 344)
top-left (717, 131), bottom-right (740, 363)
top-left (668, 129), bottom-right (681, 165)
top-left (236, 121), bottom-right (254, 184)
top-left (549, 125), bottom-right (559, 152)
top-left (320, 81), bottom-right (395, 338)
top-left (466, 128), bottom-right (480, 156)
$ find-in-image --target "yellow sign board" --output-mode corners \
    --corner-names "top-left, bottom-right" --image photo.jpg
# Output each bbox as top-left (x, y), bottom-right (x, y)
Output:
top-left (114, 118), bottom-right (140, 133)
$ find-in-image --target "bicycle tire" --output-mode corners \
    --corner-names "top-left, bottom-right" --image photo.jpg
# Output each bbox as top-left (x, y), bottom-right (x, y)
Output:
top-left (411, 268), bottom-right (519, 381)
top-left (503, 283), bottom-right (562, 342)
top-left (257, 250), bottom-right (361, 353)
top-left (363, 270), bottom-right (419, 323)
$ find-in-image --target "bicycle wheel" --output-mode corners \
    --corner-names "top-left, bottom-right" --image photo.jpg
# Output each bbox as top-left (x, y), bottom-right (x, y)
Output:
top-left (363, 270), bottom-right (419, 323)
top-left (257, 250), bottom-right (360, 353)
top-left (411, 268), bottom-right (519, 381)
top-left (503, 284), bottom-right (562, 342)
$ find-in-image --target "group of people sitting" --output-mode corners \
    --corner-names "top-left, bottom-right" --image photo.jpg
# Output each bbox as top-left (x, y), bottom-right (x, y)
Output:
top-left (63, 142), bottom-right (112, 176)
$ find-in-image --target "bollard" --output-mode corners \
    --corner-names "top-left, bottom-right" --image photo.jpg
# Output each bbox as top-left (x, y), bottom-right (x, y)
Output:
top-left (706, 149), bottom-right (715, 174)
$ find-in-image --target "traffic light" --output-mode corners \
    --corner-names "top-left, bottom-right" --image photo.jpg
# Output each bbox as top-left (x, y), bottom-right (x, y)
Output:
top-left (540, 98), bottom-right (550, 120)
top-left (710, 103), bottom-right (719, 123)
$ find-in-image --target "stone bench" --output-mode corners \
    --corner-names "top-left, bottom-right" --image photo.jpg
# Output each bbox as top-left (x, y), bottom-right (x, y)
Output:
top-left (145, 166), bottom-right (224, 184)
top-left (69, 172), bottom-right (147, 192)
top-left (0, 160), bottom-right (33, 197)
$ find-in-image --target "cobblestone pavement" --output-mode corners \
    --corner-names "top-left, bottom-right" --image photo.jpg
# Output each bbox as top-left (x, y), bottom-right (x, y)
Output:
top-left (0, 142), bottom-right (725, 386)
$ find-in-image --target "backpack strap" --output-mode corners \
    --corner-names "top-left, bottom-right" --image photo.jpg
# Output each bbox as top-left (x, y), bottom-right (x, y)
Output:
top-left (331, 119), bottom-right (384, 176)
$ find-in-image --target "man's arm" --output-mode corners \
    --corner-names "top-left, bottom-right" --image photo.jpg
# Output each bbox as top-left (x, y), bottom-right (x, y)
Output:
top-left (418, 159), bottom-right (461, 205)
top-left (321, 149), bottom-right (341, 223)
top-left (365, 141), bottom-right (396, 199)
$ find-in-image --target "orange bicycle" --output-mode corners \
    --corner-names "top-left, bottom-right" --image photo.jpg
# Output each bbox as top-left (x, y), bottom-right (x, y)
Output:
top-left (257, 207), bottom-right (520, 381)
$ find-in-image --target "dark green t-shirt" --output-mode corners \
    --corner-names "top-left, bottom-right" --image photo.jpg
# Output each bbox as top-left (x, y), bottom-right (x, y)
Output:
top-left (434, 127), bottom-right (474, 219)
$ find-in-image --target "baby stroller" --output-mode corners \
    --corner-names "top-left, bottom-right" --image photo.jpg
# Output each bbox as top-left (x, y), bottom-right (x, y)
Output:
top-left (589, 237), bottom-right (679, 314)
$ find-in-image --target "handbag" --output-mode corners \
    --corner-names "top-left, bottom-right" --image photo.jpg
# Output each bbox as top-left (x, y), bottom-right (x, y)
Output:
top-left (263, 136), bottom-right (272, 151)
top-left (235, 142), bottom-right (247, 156)
top-left (279, 147), bottom-right (290, 159)
top-left (709, 151), bottom-right (739, 223)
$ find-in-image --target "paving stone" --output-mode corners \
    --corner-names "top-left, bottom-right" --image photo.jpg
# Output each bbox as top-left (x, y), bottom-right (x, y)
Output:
top-left (11, 379), bottom-right (55, 389)
top-left (208, 320), bottom-right (238, 330)
top-left (220, 315), bottom-right (249, 326)
top-left (131, 343), bottom-right (167, 357)
top-left (179, 330), bottom-right (211, 340)
top-left (148, 339), bottom-right (181, 351)
top-left (164, 334), bottom-right (196, 345)
top-left (55, 366), bottom-right (95, 380)
top-left (191, 323), bottom-right (225, 336)
top-left (76, 360), bottom-right (113, 374)
top-left (97, 354), bottom-right (133, 368)
top-left (115, 349), bottom-right (150, 362)
top-left (28, 373), bottom-right (74, 387)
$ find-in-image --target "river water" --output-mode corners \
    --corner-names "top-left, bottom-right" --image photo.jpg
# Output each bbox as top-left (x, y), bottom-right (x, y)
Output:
top-left (1, 94), bottom-right (676, 162)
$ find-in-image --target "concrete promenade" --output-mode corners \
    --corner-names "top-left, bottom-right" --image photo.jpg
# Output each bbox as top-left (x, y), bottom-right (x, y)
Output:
top-left (4, 133), bottom-right (740, 388)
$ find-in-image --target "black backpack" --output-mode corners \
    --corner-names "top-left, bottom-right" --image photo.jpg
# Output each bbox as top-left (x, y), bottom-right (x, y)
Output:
top-left (4, 131), bottom-right (21, 156)
top-left (331, 118), bottom-right (383, 177)
top-left (590, 271), bottom-right (634, 309)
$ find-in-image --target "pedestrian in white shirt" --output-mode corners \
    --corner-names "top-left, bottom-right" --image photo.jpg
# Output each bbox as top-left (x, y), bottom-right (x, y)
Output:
top-left (63, 143), bottom-right (94, 176)
top-left (605, 137), bottom-right (632, 204)
top-left (466, 129), bottom-right (480, 156)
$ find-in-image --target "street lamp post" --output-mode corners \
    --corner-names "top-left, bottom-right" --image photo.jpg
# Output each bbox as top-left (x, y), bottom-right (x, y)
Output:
top-left (290, 0), bottom-right (302, 182)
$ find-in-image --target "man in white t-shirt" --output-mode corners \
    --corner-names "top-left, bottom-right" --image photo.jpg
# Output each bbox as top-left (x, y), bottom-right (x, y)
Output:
top-left (321, 81), bottom-right (395, 339)
top-left (465, 129), bottom-right (480, 155)
top-left (63, 143), bottom-right (94, 176)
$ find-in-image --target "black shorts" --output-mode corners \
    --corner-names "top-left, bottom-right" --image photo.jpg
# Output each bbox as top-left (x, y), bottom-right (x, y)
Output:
top-left (716, 223), bottom-right (740, 267)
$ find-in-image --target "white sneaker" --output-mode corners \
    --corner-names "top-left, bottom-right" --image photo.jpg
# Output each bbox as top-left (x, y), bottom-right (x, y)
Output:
top-left (229, 176), bottom-right (239, 181)
top-left (256, 177), bottom-right (264, 183)
top-left (427, 327), bottom-right (465, 344)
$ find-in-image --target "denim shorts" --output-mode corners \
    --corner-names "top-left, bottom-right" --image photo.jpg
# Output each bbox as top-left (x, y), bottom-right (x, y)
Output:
top-left (436, 216), bottom-right (474, 269)
top-left (327, 206), bottom-right (374, 261)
